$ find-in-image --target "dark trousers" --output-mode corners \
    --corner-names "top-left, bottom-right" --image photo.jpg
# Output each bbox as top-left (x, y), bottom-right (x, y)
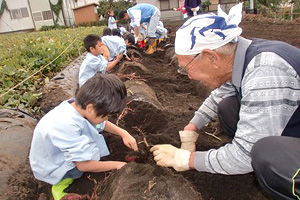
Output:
top-left (217, 96), bottom-right (240, 138)
top-left (218, 97), bottom-right (300, 199)
top-left (251, 136), bottom-right (300, 200)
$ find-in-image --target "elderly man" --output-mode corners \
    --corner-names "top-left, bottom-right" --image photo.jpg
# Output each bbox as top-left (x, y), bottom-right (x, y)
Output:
top-left (150, 3), bottom-right (300, 200)
top-left (119, 3), bottom-right (161, 54)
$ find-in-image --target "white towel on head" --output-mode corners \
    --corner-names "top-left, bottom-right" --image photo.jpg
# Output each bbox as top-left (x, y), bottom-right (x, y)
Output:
top-left (175, 3), bottom-right (243, 55)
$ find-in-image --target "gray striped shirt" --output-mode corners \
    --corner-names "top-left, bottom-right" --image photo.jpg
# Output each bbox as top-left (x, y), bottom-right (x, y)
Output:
top-left (193, 38), bottom-right (300, 174)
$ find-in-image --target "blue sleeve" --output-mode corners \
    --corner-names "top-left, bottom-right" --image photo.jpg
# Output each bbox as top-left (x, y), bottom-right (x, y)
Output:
top-left (49, 123), bottom-right (101, 162)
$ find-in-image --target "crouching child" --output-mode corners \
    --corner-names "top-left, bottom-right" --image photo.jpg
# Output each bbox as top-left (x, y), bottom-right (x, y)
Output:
top-left (29, 74), bottom-right (138, 200)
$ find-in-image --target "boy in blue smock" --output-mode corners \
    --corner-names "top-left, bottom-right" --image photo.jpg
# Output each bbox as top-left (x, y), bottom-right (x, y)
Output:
top-left (78, 34), bottom-right (122, 87)
top-left (29, 74), bottom-right (138, 200)
top-left (101, 33), bottom-right (135, 62)
top-left (119, 3), bottom-right (161, 54)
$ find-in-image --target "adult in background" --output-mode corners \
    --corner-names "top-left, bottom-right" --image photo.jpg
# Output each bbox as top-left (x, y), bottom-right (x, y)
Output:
top-left (119, 3), bottom-right (161, 54)
top-left (185, 0), bottom-right (201, 18)
top-left (150, 3), bottom-right (300, 200)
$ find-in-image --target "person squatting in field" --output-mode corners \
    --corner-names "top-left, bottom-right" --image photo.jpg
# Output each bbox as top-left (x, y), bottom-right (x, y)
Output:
top-left (30, 74), bottom-right (138, 200)
top-left (150, 3), bottom-right (300, 200)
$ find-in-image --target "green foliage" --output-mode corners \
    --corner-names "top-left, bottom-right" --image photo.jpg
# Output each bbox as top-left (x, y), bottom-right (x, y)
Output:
top-left (40, 24), bottom-right (67, 31)
top-left (97, 0), bottom-right (135, 20)
top-left (77, 19), bottom-right (107, 27)
top-left (201, 0), bottom-right (211, 12)
top-left (0, 26), bottom-right (105, 113)
top-left (49, 0), bottom-right (63, 25)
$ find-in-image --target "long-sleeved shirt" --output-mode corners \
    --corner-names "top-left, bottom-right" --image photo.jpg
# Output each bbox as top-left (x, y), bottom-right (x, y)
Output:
top-left (78, 52), bottom-right (107, 87)
top-left (128, 3), bottom-right (157, 27)
top-left (101, 35), bottom-right (127, 62)
top-left (184, 0), bottom-right (201, 17)
top-left (108, 16), bottom-right (117, 29)
top-left (193, 37), bottom-right (300, 174)
top-left (29, 100), bottom-right (109, 184)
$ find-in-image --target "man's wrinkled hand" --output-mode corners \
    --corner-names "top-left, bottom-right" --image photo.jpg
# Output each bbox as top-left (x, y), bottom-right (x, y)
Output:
top-left (150, 144), bottom-right (191, 171)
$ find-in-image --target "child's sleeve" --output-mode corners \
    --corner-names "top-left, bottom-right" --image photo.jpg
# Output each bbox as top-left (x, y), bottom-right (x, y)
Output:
top-left (129, 10), bottom-right (141, 27)
top-left (90, 56), bottom-right (107, 73)
top-left (49, 122), bottom-right (108, 162)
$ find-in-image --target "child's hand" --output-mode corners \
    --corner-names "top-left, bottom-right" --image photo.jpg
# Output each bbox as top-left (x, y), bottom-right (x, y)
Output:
top-left (115, 161), bottom-right (126, 169)
top-left (122, 131), bottom-right (138, 151)
top-left (116, 52), bottom-right (124, 60)
top-left (125, 55), bottom-right (131, 61)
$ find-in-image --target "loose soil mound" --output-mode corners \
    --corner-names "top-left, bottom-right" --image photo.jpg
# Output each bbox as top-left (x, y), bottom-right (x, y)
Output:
top-left (5, 16), bottom-right (300, 200)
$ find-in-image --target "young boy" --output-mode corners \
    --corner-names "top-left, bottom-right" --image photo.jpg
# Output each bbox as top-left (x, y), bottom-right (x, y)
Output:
top-left (101, 33), bottom-right (135, 62)
top-left (78, 34), bottom-right (122, 87)
top-left (29, 74), bottom-right (138, 200)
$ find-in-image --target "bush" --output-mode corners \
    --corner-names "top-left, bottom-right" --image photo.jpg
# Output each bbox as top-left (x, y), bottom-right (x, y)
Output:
top-left (77, 19), bottom-right (107, 27)
top-left (40, 24), bottom-right (67, 31)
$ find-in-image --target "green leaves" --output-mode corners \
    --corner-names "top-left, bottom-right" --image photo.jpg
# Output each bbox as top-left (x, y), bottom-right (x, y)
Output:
top-left (0, 26), bottom-right (104, 114)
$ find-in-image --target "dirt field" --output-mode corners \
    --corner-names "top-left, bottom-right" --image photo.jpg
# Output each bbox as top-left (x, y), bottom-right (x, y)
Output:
top-left (5, 14), bottom-right (300, 200)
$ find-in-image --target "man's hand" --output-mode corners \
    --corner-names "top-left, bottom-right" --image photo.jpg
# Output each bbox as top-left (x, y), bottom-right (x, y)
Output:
top-left (121, 131), bottom-right (138, 151)
top-left (150, 144), bottom-right (191, 171)
top-left (179, 130), bottom-right (199, 152)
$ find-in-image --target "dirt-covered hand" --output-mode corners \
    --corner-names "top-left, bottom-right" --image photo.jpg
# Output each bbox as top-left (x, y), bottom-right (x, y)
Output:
top-left (179, 130), bottom-right (199, 152)
top-left (122, 132), bottom-right (138, 151)
top-left (150, 144), bottom-right (191, 171)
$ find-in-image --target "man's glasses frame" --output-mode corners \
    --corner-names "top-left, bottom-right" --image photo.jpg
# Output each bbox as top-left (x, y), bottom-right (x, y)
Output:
top-left (177, 53), bottom-right (201, 74)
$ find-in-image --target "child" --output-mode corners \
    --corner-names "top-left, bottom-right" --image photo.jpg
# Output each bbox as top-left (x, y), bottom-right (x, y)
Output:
top-left (112, 28), bottom-right (121, 37)
top-left (102, 27), bottom-right (112, 36)
top-left (101, 33), bottom-right (135, 62)
top-left (29, 73), bottom-right (138, 200)
top-left (119, 25), bottom-right (128, 36)
top-left (108, 10), bottom-right (118, 30)
top-left (78, 34), bottom-right (122, 87)
top-left (155, 21), bottom-right (168, 42)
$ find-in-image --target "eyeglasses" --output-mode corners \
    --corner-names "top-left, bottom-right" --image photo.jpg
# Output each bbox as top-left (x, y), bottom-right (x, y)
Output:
top-left (177, 53), bottom-right (201, 74)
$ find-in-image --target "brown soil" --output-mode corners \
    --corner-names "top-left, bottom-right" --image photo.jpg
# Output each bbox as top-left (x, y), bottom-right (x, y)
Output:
top-left (6, 15), bottom-right (300, 200)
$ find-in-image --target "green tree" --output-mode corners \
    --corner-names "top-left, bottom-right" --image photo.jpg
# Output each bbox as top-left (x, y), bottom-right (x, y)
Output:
top-left (97, 0), bottom-right (135, 20)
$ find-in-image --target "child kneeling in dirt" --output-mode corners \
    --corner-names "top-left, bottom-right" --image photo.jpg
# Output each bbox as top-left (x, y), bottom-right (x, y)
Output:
top-left (78, 34), bottom-right (123, 87)
top-left (101, 33), bottom-right (135, 62)
top-left (29, 74), bottom-right (138, 200)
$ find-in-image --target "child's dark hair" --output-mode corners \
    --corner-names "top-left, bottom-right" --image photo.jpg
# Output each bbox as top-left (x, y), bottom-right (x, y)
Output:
top-left (123, 33), bottom-right (135, 45)
top-left (83, 34), bottom-right (101, 52)
top-left (118, 10), bottom-right (127, 20)
top-left (166, 27), bottom-right (172, 34)
top-left (102, 28), bottom-right (112, 36)
top-left (76, 73), bottom-right (127, 117)
top-left (112, 28), bottom-right (121, 37)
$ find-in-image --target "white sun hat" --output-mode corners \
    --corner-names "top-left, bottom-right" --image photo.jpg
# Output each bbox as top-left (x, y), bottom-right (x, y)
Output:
top-left (175, 3), bottom-right (243, 55)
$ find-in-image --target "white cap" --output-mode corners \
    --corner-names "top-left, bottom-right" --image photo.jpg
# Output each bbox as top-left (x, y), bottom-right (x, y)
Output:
top-left (175, 3), bottom-right (243, 55)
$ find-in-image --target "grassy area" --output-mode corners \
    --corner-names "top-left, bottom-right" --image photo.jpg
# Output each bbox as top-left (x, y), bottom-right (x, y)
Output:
top-left (0, 26), bottom-right (104, 114)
